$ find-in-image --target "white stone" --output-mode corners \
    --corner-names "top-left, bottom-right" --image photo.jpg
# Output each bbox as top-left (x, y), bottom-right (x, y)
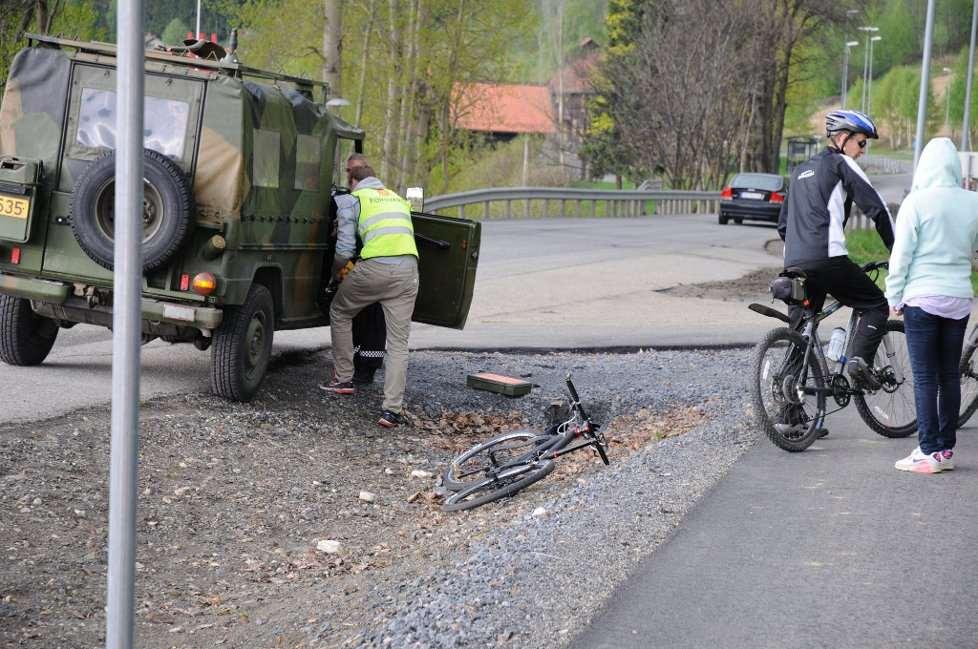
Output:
top-left (532, 507), bottom-right (547, 517)
top-left (316, 539), bottom-right (342, 554)
top-left (358, 491), bottom-right (377, 503)
top-left (174, 486), bottom-right (192, 497)
top-left (410, 470), bottom-right (433, 479)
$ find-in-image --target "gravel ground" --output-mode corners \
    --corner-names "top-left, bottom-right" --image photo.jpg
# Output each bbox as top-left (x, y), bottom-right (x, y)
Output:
top-left (1, 345), bottom-right (756, 649)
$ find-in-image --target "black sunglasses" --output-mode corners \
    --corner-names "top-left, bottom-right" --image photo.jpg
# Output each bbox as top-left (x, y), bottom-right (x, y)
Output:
top-left (856, 139), bottom-right (868, 149)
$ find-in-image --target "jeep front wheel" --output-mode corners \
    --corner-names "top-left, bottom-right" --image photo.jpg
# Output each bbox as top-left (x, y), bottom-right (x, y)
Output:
top-left (210, 284), bottom-right (275, 401)
top-left (0, 295), bottom-right (59, 366)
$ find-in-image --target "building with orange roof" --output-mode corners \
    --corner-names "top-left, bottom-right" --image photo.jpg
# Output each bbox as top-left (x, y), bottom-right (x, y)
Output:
top-left (451, 82), bottom-right (556, 139)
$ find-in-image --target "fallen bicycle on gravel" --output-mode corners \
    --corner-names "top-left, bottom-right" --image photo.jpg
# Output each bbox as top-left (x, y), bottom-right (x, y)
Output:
top-left (749, 261), bottom-right (916, 452)
top-left (441, 375), bottom-right (609, 512)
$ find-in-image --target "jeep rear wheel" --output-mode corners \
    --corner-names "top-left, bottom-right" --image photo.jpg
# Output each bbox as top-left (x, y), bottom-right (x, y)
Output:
top-left (210, 284), bottom-right (275, 402)
top-left (70, 148), bottom-right (193, 271)
top-left (0, 295), bottom-right (59, 366)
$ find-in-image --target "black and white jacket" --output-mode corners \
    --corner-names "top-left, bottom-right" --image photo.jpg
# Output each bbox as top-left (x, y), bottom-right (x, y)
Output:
top-left (777, 147), bottom-right (895, 267)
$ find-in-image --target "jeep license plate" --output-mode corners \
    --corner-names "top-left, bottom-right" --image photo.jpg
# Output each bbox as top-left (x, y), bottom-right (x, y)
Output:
top-left (0, 194), bottom-right (29, 219)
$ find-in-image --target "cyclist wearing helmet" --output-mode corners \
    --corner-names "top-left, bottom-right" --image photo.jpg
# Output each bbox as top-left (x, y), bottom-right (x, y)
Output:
top-left (777, 109), bottom-right (895, 391)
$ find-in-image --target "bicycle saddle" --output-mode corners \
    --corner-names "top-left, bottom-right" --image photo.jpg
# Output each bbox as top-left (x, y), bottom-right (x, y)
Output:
top-left (781, 267), bottom-right (808, 279)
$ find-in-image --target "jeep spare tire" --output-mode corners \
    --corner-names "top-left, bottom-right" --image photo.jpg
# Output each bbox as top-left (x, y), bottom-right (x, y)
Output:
top-left (70, 148), bottom-right (193, 271)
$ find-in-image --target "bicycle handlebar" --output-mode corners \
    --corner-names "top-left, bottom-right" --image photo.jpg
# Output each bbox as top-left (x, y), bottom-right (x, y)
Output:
top-left (861, 260), bottom-right (888, 273)
top-left (565, 374), bottom-right (587, 419)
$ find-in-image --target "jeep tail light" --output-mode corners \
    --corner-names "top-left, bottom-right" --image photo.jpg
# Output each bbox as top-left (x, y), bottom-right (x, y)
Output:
top-left (10, 247), bottom-right (20, 265)
top-left (192, 272), bottom-right (218, 296)
top-left (180, 273), bottom-right (190, 291)
top-left (770, 191), bottom-right (786, 204)
top-left (720, 186), bottom-right (733, 200)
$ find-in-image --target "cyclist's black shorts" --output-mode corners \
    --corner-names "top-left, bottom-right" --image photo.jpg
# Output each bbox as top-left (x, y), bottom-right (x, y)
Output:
top-left (790, 255), bottom-right (887, 313)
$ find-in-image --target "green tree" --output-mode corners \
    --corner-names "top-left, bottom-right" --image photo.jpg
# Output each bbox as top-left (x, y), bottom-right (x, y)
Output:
top-left (161, 17), bottom-right (191, 45)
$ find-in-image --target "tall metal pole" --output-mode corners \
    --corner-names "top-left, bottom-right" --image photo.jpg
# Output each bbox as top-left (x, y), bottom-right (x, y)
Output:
top-left (196, 0), bottom-right (201, 38)
top-left (914, 0), bottom-right (936, 170)
top-left (868, 37), bottom-right (881, 115)
top-left (842, 45), bottom-right (850, 108)
top-left (963, 0), bottom-right (978, 151)
top-left (106, 0), bottom-right (144, 646)
top-left (862, 34), bottom-right (870, 111)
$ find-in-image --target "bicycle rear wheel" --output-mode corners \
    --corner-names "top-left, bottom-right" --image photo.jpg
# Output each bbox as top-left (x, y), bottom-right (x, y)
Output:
top-left (854, 320), bottom-right (916, 438)
top-left (959, 342), bottom-right (978, 427)
top-left (751, 327), bottom-right (826, 452)
top-left (442, 430), bottom-right (545, 492)
top-left (441, 459), bottom-right (555, 512)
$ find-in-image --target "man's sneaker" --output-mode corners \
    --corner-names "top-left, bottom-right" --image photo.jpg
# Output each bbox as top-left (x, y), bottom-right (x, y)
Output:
top-left (847, 356), bottom-right (881, 391)
top-left (377, 410), bottom-right (402, 428)
top-left (894, 447), bottom-right (947, 474)
top-left (940, 449), bottom-right (955, 470)
top-left (319, 377), bottom-right (355, 395)
top-left (353, 368), bottom-right (376, 385)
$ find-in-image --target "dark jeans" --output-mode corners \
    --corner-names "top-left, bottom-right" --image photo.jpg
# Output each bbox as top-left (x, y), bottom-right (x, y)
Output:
top-left (903, 306), bottom-right (969, 454)
top-left (791, 256), bottom-right (888, 361)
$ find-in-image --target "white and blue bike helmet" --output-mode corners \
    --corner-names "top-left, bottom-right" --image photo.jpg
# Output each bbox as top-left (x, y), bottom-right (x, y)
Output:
top-left (825, 109), bottom-right (879, 139)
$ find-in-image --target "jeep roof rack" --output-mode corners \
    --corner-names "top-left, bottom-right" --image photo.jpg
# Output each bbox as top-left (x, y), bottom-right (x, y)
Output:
top-left (24, 32), bottom-right (331, 98)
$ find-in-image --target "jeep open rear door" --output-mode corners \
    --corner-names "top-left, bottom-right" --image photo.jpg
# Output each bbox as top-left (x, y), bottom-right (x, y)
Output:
top-left (411, 212), bottom-right (480, 329)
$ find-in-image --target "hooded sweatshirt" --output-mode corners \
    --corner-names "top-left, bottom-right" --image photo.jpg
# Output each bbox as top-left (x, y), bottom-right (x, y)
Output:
top-left (885, 138), bottom-right (978, 312)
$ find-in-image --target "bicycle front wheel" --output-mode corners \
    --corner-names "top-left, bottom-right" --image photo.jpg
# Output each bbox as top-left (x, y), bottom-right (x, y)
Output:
top-left (751, 327), bottom-right (826, 452)
top-left (442, 459), bottom-right (555, 512)
top-left (854, 319), bottom-right (916, 438)
top-left (959, 343), bottom-right (978, 427)
top-left (442, 430), bottom-right (545, 492)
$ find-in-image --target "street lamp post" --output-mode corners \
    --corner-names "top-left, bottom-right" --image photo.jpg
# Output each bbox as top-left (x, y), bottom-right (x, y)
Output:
top-left (944, 67), bottom-right (953, 130)
top-left (867, 35), bottom-right (882, 115)
top-left (842, 41), bottom-right (859, 108)
top-left (964, 0), bottom-right (978, 151)
top-left (858, 26), bottom-right (880, 113)
top-left (841, 9), bottom-right (860, 109)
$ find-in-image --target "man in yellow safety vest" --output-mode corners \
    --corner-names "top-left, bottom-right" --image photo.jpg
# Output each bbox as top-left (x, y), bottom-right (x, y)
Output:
top-left (321, 165), bottom-right (419, 428)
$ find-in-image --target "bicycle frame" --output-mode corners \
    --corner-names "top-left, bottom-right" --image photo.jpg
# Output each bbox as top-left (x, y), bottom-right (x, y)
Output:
top-left (792, 297), bottom-right (904, 408)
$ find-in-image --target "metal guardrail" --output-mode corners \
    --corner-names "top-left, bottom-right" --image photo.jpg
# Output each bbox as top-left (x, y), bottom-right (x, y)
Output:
top-left (424, 187), bottom-right (721, 220)
top-left (860, 155), bottom-right (914, 175)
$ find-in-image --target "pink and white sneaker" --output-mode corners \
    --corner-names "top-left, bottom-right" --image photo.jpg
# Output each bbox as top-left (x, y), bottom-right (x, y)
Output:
top-left (894, 447), bottom-right (948, 474)
top-left (940, 449), bottom-right (954, 470)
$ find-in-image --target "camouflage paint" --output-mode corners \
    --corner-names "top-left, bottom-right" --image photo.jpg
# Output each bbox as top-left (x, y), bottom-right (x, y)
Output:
top-left (0, 36), bottom-right (478, 334)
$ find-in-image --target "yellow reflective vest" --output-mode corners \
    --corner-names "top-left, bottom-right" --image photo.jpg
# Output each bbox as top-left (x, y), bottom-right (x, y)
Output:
top-left (352, 187), bottom-right (419, 259)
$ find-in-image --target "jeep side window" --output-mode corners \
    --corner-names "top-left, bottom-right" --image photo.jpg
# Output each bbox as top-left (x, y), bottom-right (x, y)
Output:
top-left (75, 88), bottom-right (190, 160)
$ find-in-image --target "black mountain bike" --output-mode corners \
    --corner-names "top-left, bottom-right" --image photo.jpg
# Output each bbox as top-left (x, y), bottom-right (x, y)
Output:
top-left (959, 325), bottom-right (978, 426)
top-left (441, 375), bottom-right (609, 512)
top-left (749, 261), bottom-right (916, 452)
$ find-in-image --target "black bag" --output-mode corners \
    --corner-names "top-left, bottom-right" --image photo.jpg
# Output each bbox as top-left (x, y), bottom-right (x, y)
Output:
top-left (769, 275), bottom-right (807, 305)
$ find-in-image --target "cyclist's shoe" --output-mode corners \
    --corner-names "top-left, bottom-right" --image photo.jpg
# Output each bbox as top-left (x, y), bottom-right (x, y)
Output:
top-left (378, 410), bottom-right (403, 429)
top-left (847, 357), bottom-right (881, 391)
top-left (940, 449), bottom-right (955, 470)
top-left (894, 447), bottom-right (948, 474)
top-left (774, 422), bottom-right (829, 438)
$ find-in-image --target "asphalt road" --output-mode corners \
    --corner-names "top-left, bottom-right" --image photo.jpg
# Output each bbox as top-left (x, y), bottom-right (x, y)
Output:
top-left (2, 212), bottom-right (780, 422)
top-left (571, 404), bottom-right (978, 649)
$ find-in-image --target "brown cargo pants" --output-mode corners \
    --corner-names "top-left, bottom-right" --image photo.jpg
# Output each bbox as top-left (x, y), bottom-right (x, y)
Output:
top-left (329, 256), bottom-right (419, 413)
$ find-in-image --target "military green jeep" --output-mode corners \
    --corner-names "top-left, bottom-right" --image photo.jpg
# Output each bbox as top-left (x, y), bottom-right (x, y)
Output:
top-left (0, 34), bottom-right (480, 401)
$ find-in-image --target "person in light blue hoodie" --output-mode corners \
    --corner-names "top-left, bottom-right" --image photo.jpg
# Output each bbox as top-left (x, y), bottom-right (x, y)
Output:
top-left (886, 137), bottom-right (978, 474)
